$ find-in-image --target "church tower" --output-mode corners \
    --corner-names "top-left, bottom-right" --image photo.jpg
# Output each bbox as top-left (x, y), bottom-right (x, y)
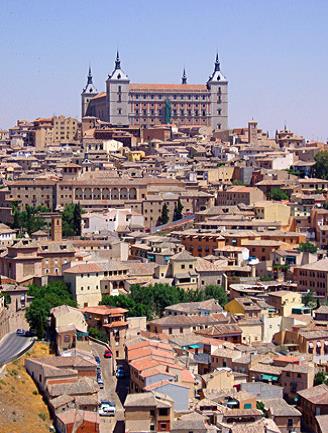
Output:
top-left (207, 53), bottom-right (228, 131)
top-left (106, 51), bottom-right (130, 126)
top-left (81, 66), bottom-right (97, 118)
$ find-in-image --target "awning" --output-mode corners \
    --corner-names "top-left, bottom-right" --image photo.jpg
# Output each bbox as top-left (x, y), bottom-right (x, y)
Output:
top-left (261, 374), bottom-right (279, 382)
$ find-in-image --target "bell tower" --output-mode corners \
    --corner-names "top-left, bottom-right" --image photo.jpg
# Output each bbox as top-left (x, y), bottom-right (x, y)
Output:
top-left (106, 51), bottom-right (130, 126)
top-left (207, 53), bottom-right (228, 131)
top-left (81, 66), bottom-right (98, 118)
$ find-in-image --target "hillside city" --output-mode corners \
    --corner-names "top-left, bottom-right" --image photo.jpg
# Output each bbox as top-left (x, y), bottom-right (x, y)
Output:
top-left (1, 53), bottom-right (328, 433)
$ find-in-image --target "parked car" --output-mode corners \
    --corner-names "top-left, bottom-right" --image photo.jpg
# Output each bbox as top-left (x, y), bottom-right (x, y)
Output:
top-left (97, 377), bottom-right (104, 389)
top-left (116, 367), bottom-right (125, 378)
top-left (24, 330), bottom-right (35, 337)
top-left (94, 355), bottom-right (101, 365)
top-left (98, 401), bottom-right (116, 416)
top-left (104, 349), bottom-right (112, 359)
top-left (16, 329), bottom-right (25, 336)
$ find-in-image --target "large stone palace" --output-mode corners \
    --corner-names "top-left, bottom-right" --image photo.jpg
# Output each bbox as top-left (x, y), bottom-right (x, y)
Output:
top-left (81, 52), bottom-right (228, 130)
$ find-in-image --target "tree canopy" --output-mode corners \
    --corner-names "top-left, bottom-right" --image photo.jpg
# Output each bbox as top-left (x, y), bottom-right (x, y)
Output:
top-left (101, 283), bottom-right (227, 320)
top-left (11, 204), bottom-right (50, 235)
top-left (298, 242), bottom-right (317, 254)
top-left (302, 290), bottom-right (316, 309)
top-left (314, 371), bottom-right (328, 386)
top-left (173, 199), bottom-right (184, 221)
top-left (314, 151), bottom-right (328, 180)
top-left (157, 203), bottom-right (169, 226)
top-left (26, 281), bottom-right (76, 338)
top-left (62, 203), bottom-right (82, 237)
top-left (269, 187), bottom-right (289, 201)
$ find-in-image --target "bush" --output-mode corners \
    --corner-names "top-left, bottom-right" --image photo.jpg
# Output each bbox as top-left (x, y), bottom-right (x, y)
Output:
top-left (38, 412), bottom-right (47, 421)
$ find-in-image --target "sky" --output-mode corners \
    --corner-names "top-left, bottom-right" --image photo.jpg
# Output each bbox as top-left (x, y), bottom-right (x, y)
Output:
top-left (1, 0), bottom-right (328, 140)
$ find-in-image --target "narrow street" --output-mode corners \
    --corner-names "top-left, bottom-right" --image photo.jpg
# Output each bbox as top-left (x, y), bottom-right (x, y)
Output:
top-left (91, 341), bottom-right (126, 433)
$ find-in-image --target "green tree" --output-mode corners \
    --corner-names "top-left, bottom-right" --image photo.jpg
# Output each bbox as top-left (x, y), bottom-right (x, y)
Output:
top-left (101, 283), bottom-right (228, 320)
top-left (256, 401), bottom-right (266, 413)
top-left (89, 327), bottom-right (108, 343)
top-left (314, 151), bottom-right (328, 180)
top-left (314, 371), bottom-right (328, 386)
top-left (269, 187), bottom-right (289, 201)
top-left (173, 199), bottom-right (184, 221)
top-left (11, 204), bottom-right (50, 235)
top-left (287, 168), bottom-right (301, 177)
top-left (204, 285), bottom-right (228, 307)
top-left (26, 281), bottom-right (76, 338)
top-left (302, 290), bottom-right (316, 309)
top-left (298, 242), bottom-right (317, 254)
top-left (62, 203), bottom-right (82, 237)
top-left (158, 203), bottom-right (169, 226)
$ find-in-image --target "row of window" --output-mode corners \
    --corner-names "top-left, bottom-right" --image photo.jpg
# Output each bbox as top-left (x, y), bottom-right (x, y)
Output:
top-left (134, 109), bottom-right (209, 117)
top-left (133, 94), bottom-right (209, 100)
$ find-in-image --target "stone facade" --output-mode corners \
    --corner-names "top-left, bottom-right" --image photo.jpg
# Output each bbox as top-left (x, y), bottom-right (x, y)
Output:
top-left (82, 53), bottom-right (228, 131)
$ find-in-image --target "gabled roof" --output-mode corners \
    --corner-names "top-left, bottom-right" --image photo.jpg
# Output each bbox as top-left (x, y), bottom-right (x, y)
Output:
top-left (170, 250), bottom-right (196, 262)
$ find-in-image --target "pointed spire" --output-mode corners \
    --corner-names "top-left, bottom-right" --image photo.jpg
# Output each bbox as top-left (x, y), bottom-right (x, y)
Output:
top-left (87, 65), bottom-right (93, 84)
top-left (214, 52), bottom-right (220, 72)
top-left (182, 67), bottom-right (187, 85)
top-left (115, 50), bottom-right (121, 70)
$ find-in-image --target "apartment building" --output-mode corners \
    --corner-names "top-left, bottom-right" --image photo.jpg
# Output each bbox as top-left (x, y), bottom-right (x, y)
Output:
top-left (217, 186), bottom-right (265, 206)
top-left (81, 305), bottom-right (128, 359)
top-left (29, 115), bottom-right (80, 148)
top-left (294, 259), bottom-right (328, 300)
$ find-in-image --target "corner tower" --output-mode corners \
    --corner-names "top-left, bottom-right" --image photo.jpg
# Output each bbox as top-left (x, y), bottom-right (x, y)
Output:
top-left (106, 51), bottom-right (130, 126)
top-left (81, 66), bottom-right (98, 118)
top-left (207, 53), bottom-right (228, 131)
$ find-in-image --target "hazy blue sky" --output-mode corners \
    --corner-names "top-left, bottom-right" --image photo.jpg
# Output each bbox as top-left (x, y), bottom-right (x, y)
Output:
top-left (1, 0), bottom-right (327, 139)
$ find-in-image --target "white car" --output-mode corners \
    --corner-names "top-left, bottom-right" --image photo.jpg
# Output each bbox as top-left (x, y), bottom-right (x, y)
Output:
top-left (98, 401), bottom-right (116, 417)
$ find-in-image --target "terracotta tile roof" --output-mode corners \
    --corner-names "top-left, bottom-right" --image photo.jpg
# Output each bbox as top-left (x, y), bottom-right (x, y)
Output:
top-left (103, 320), bottom-right (128, 328)
top-left (298, 384), bottom-right (328, 404)
top-left (81, 306), bottom-right (127, 315)
top-left (91, 91), bottom-right (106, 100)
top-left (64, 263), bottom-right (103, 274)
top-left (129, 83), bottom-right (207, 91)
top-left (128, 347), bottom-right (175, 362)
top-left (180, 368), bottom-right (194, 383)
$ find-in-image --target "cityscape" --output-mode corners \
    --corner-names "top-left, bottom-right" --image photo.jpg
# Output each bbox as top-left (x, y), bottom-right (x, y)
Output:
top-left (1, 2), bottom-right (328, 433)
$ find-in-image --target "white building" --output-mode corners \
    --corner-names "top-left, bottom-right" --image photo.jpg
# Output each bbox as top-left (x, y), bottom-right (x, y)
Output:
top-left (81, 209), bottom-right (144, 236)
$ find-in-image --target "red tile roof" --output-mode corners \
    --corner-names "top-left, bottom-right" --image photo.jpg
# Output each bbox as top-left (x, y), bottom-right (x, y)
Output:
top-left (129, 83), bottom-right (207, 91)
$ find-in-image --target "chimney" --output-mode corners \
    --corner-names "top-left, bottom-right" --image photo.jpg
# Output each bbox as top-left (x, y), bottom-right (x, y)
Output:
top-left (51, 213), bottom-right (62, 242)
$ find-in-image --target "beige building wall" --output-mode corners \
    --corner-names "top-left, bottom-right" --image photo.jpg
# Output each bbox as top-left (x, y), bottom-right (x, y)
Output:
top-left (205, 369), bottom-right (234, 392)
top-left (64, 272), bottom-right (102, 307)
top-left (239, 321), bottom-right (263, 344)
top-left (254, 202), bottom-right (291, 225)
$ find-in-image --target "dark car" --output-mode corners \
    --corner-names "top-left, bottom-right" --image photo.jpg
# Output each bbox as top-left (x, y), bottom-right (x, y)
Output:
top-left (116, 367), bottom-right (125, 378)
top-left (95, 355), bottom-right (101, 365)
top-left (16, 329), bottom-right (25, 336)
top-left (24, 330), bottom-right (35, 337)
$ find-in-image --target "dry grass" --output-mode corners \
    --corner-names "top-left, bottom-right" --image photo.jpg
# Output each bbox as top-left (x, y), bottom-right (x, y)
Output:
top-left (0, 342), bottom-right (53, 433)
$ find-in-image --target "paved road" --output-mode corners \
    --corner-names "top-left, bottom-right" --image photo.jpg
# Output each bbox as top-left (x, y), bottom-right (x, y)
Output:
top-left (0, 332), bottom-right (34, 366)
top-left (91, 342), bottom-right (125, 433)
